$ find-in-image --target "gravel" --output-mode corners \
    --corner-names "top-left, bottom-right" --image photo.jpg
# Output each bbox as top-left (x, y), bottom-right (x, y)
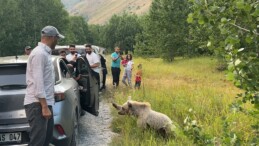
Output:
top-left (77, 97), bottom-right (118, 146)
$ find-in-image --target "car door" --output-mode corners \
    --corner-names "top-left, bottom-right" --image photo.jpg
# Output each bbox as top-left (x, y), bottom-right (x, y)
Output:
top-left (55, 59), bottom-right (80, 112)
top-left (76, 57), bottom-right (99, 116)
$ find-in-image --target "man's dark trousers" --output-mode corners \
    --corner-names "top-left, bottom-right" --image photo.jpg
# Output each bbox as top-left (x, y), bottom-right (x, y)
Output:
top-left (111, 67), bottom-right (120, 86)
top-left (101, 69), bottom-right (107, 89)
top-left (25, 102), bottom-right (54, 146)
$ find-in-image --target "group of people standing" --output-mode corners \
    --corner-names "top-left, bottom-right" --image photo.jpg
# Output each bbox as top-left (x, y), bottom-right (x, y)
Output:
top-left (111, 47), bottom-right (142, 89)
top-left (60, 44), bottom-right (107, 91)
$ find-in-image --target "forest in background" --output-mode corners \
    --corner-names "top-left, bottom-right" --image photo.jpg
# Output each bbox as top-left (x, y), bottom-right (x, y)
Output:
top-left (0, 0), bottom-right (258, 144)
top-left (0, 0), bottom-right (92, 57)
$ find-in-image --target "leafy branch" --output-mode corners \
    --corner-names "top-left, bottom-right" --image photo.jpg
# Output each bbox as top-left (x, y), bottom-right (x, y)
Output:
top-left (229, 23), bottom-right (259, 36)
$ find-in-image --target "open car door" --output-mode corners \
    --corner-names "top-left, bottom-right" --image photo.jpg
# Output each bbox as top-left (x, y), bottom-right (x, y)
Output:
top-left (76, 57), bottom-right (99, 116)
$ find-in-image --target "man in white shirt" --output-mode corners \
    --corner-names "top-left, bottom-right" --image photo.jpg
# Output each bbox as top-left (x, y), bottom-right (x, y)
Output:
top-left (85, 44), bottom-right (101, 89)
top-left (66, 44), bottom-right (81, 65)
top-left (24, 25), bottom-right (64, 146)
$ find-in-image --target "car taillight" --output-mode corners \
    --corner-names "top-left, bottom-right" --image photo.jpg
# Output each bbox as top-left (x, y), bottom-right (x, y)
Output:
top-left (55, 124), bottom-right (65, 135)
top-left (54, 92), bottom-right (65, 102)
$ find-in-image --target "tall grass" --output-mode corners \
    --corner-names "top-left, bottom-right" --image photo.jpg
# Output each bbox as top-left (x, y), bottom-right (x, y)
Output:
top-left (109, 57), bottom-right (256, 145)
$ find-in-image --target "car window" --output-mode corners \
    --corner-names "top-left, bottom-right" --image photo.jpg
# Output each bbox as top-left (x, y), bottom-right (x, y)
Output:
top-left (77, 57), bottom-right (90, 76)
top-left (0, 64), bottom-right (26, 86)
top-left (52, 49), bottom-right (60, 55)
top-left (59, 60), bottom-right (71, 78)
top-left (52, 48), bottom-right (84, 56)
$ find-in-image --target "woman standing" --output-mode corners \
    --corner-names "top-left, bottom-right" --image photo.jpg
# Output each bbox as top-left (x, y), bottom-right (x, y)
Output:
top-left (122, 54), bottom-right (134, 87)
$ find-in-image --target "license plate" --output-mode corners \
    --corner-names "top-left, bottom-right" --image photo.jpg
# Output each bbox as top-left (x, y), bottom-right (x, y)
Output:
top-left (0, 132), bottom-right (21, 143)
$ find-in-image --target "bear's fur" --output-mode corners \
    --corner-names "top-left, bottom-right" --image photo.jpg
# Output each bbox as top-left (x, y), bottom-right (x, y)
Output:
top-left (112, 100), bottom-right (178, 138)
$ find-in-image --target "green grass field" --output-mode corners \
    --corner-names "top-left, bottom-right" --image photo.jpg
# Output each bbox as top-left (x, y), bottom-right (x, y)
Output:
top-left (108, 57), bottom-right (256, 146)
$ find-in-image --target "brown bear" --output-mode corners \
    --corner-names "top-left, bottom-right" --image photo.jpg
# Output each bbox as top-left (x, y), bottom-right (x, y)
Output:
top-left (112, 100), bottom-right (179, 138)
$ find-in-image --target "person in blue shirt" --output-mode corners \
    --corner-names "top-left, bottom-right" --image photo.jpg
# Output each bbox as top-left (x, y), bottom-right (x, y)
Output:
top-left (111, 47), bottom-right (122, 87)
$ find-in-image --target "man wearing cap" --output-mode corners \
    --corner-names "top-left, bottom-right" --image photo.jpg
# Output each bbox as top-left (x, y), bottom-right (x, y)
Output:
top-left (24, 46), bottom-right (32, 55)
top-left (24, 25), bottom-right (64, 146)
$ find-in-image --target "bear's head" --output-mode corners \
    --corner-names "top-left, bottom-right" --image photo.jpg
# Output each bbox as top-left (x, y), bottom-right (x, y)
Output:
top-left (127, 101), bottom-right (151, 117)
top-left (112, 101), bottom-right (130, 115)
top-left (112, 100), bottom-right (151, 116)
top-left (112, 96), bottom-right (132, 115)
top-left (112, 96), bottom-right (151, 116)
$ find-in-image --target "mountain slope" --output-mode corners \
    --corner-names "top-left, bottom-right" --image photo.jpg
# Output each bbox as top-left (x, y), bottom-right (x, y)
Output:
top-left (61, 0), bottom-right (81, 9)
top-left (62, 0), bottom-right (152, 24)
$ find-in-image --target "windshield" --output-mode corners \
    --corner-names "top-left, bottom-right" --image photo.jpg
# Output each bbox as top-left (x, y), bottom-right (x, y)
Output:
top-left (0, 64), bottom-right (27, 86)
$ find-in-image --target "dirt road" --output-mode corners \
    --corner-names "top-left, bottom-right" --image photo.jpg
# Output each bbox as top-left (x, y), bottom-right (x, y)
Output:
top-left (77, 91), bottom-right (117, 146)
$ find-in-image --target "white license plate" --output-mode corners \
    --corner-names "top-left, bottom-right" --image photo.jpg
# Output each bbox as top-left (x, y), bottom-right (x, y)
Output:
top-left (0, 132), bottom-right (21, 143)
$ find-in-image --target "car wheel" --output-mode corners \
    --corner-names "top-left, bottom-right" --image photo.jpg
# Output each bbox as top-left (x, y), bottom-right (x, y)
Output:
top-left (70, 114), bottom-right (79, 146)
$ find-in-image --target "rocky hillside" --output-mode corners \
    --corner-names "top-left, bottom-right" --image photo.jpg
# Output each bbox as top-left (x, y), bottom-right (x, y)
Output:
top-left (61, 0), bottom-right (152, 24)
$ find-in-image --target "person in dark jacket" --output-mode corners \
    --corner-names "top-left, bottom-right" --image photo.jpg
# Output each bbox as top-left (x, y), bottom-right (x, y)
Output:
top-left (100, 54), bottom-right (107, 90)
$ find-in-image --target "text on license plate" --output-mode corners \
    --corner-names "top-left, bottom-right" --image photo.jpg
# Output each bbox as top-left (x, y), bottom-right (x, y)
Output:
top-left (0, 132), bottom-right (21, 143)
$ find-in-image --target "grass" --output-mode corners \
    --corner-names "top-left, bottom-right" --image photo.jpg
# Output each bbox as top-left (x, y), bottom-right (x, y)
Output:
top-left (107, 57), bottom-right (257, 145)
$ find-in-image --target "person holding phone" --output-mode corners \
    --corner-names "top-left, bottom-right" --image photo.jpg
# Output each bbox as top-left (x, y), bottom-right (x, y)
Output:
top-left (66, 44), bottom-right (81, 65)
top-left (122, 54), bottom-right (134, 87)
top-left (111, 47), bottom-right (122, 87)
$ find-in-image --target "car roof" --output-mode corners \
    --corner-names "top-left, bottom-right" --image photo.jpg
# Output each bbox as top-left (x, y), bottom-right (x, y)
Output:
top-left (0, 55), bottom-right (28, 64)
top-left (0, 55), bottom-right (59, 65)
top-left (55, 45), bottom-right (106, 55)
top-left (55, 45), bottom-right (85, 50)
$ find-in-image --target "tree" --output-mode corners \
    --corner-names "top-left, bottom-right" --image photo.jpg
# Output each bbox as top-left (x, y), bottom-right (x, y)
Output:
top-left (89, 24), bottom-right (106, 47)
top-left (0, 0), bottom-right (22, 56)
top-left (134, 15), bottom-right (157, 57)
top-left (187, 21), bottom-right (214, 56)
top-left (0, 0), bottom-right (70, 56)
top-left (103, 13), bottom-right (142, 53)
top-left (188, 0), bottom-right (258, 144)
top-left (66, 16), bottom-right (92, 45)
top-left (135, 0), bottom-right (189, 61)
top-left (188, 0), bottom-right (258, 107)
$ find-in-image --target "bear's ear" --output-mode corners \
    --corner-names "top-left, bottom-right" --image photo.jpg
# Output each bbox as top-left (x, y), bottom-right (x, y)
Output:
top-left (128, 96), bottom-right (132, 100)
top-left (127, 101), bottom-right (132, 108)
